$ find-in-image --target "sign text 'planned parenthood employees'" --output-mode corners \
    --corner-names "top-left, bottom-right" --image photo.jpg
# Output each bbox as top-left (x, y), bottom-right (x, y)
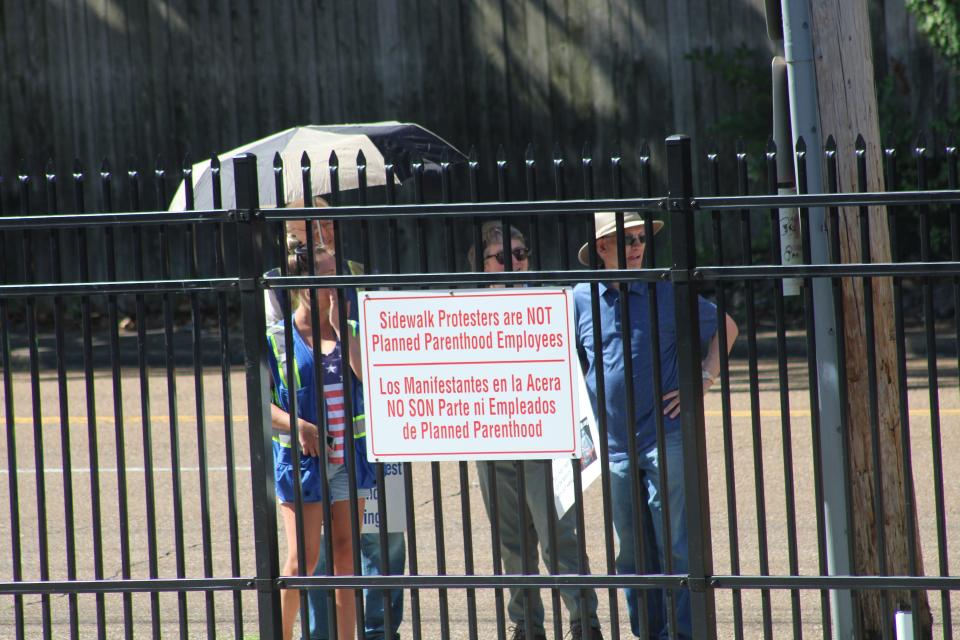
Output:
top-left (359, 289), bottom-right (581, 461)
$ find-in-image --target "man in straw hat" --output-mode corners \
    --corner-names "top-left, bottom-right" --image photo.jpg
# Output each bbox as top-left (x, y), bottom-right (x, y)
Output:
top-left (573, 211), bottom-right (738, 639)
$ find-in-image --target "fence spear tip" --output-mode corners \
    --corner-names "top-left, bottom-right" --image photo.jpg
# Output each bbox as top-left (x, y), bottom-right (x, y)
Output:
top-left (301, 150), bottom-right (311, 168)
top-left (468, 145), bottom-right (478, 165)
top-left (328, 150), bottom-right (338, 167)
top-left (824, 135), bottom-right (837, 152)
top-left (127, 156), bottom-right (140, 179)
top-left (705, 138), bottom-right (718, 157)
top-left (525, 142), bottom-right (535, 162)
top-left (735, 139), bottom-right (747, 160)
top-left (609, 145), bottom-right (622, 165)
top-left (914, 132), bottom-right (928, 156)
top-left (855, 133), bottom-right (867, 151)
top-left (880, 133), bottom-right (897, 159)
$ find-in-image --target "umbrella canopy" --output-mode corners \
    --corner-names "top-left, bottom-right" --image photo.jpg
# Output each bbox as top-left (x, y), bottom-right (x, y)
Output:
top-left (168, 121), bottom-right (465, 211)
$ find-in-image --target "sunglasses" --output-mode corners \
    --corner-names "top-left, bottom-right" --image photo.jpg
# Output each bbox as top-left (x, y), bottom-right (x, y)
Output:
top-left (621, 232), bottom-right (646, 247)
top-left (484, 247), bottom-right (531, 265)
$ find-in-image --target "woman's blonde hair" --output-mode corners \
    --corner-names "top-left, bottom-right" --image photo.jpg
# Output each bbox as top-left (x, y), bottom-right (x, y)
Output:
top-left (283, 196), bottom-right (329, 253)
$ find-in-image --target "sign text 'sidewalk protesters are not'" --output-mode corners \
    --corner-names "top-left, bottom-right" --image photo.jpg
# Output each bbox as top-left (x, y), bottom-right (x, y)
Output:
top-left (358, 289), bottom-right (582, 461)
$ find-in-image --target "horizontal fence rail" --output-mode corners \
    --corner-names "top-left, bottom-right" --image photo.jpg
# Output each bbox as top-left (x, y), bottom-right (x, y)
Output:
top-left (2, 134), bottom-right (960, 640)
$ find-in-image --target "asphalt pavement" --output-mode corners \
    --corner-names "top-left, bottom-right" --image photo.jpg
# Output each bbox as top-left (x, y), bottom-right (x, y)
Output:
top-left (1, 343), bottom-right (959, 638)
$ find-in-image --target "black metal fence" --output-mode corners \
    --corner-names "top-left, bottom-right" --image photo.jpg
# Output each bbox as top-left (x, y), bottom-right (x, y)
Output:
top-left (2, 134), bottom-right (960, 639)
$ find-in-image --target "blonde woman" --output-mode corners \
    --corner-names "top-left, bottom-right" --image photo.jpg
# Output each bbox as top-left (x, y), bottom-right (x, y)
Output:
top-left (266, 241), bottom-right (375, 640)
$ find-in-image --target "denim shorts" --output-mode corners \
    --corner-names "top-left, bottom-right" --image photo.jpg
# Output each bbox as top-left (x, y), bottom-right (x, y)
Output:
top-left (274, 453), bottom-right (349, 504)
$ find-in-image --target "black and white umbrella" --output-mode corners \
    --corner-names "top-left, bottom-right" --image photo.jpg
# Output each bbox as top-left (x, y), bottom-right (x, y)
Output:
top-left (168, 121), bottom-right (465, 211)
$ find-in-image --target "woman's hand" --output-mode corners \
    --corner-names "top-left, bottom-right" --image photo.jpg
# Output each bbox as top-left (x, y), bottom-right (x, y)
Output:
top-left (298, 419), bottom-right (322, 458)
top-left (328, 290), bottom-right (352, 336)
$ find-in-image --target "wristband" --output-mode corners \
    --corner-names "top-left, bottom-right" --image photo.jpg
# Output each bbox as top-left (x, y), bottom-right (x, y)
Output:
top-left (347, 319), bottom-right (359, 337)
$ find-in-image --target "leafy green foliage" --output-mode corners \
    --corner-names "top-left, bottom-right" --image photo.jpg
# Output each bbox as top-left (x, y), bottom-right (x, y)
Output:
top-left (685, 44), bottom-right (773, 154)
top-left (906, 0), bottom-right (960, 67)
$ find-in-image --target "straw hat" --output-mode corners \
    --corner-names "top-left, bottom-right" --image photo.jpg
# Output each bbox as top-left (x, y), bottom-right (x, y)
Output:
top-left (577, 211), bottom-right (664, 266)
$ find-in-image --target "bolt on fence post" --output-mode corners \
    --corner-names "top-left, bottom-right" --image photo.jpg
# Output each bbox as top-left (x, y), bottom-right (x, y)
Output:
top-left (234, 152), bottom-right (283, 640)
top-left (665, 134), bottom-right (717, 640)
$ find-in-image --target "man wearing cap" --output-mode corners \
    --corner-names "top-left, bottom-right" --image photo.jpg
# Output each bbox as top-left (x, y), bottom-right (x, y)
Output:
top-left (573, 211), bottom-right (737, 639)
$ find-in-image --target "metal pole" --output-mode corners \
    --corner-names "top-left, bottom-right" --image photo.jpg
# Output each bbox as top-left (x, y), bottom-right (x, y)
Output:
top-left (779, 2), bottom-right (855, 637)
top-left (666, 134), bottom-right (717, 640)
top-left (234, 152), bottom-right (283, 640)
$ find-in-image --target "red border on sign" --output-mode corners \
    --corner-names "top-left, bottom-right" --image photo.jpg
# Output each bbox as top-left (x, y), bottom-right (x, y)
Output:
top-left (363, 290), bottom-right (579, 458)
top-left (374, 358), bottom-right (565, 367)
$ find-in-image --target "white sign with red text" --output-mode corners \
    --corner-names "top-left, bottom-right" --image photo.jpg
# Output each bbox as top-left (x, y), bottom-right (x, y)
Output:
top-left (358, 288), bottom-right (581, 461)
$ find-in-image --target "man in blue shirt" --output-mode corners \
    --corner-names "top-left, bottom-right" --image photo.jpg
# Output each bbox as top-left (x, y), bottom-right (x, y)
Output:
top-left (573, 211), bottom-right (737, 639)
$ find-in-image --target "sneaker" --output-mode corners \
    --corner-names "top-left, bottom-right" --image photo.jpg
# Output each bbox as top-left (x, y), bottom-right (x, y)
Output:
top-left (508, 623), bottom-right (548, 640)
top-left (567, 621), bottom-right (604, 640)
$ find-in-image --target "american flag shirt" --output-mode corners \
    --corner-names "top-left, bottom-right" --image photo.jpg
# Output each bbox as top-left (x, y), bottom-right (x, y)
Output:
top-left (320, 342), bottom-right (346, 466)
top-left (267, 318), bottom-right (361, 468)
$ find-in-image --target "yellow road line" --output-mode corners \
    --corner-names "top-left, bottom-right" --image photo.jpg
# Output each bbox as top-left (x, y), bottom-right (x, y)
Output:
top-left (10, 415), bottom-right (233, 425)
top-left (704, 409), bottom-right (960, 418)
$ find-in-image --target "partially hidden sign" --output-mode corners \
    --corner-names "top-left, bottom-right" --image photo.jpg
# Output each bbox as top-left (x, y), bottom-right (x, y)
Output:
top-left (359, 289), bottom-right (581, 461)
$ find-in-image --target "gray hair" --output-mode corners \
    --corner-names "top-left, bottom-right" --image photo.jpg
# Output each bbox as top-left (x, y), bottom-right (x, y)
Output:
top-left (467, 221), bottom-right (526, 269)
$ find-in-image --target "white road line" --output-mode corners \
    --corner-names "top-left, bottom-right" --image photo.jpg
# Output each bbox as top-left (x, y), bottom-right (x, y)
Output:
top-left (0, 466), bottom-right (253, 475)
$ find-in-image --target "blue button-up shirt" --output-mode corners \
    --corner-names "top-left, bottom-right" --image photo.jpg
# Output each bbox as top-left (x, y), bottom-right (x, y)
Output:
top-left (573, 280), bottom-right (718, 460)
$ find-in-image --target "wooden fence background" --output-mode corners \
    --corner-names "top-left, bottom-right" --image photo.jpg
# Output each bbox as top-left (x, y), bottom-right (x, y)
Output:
top-left (0, 0), bottom-right (955, 262)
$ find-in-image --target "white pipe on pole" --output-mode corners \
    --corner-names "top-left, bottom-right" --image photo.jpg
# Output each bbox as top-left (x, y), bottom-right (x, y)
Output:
top-left (895, 611), bottom-right (914, 640)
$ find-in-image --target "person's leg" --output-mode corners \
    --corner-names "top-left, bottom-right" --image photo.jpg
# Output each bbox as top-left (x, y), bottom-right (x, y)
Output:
top-left (478, 460), bottom-right (545, 633)
top-left (523, 460), bottom-right (599, 631)
top-left (308, 532), bottom-right (332, 639)
top-left (279, 502), bottom-right (325, 640)
top-left (359, 531), bottom-right (404, 640)
top-left (642, 429), bottom-right (690, 640)
top-left (330, 498), bottom-right (365, 640)
top-left (610, 457), bottom-right (664, 639)
top-left (385, 532), bottom-right (405, 637)
top-left (608, 458), bottom-right (640, 637)
top-left (359, 534), bottom-right (383, 639)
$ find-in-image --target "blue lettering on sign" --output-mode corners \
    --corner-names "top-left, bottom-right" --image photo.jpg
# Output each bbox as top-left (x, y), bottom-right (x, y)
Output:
top-left (382, 463), bottom-right (403, 476)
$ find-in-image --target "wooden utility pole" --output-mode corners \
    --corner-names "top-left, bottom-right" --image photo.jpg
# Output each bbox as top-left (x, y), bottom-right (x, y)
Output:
top-left (808, 0), bottom-right (932, 635)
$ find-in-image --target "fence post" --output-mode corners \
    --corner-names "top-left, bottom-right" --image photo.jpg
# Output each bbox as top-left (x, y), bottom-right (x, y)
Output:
top-left (665, 134), bottom-right (717, 639)
top-left (234, 152), bottom-right (283, 640)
